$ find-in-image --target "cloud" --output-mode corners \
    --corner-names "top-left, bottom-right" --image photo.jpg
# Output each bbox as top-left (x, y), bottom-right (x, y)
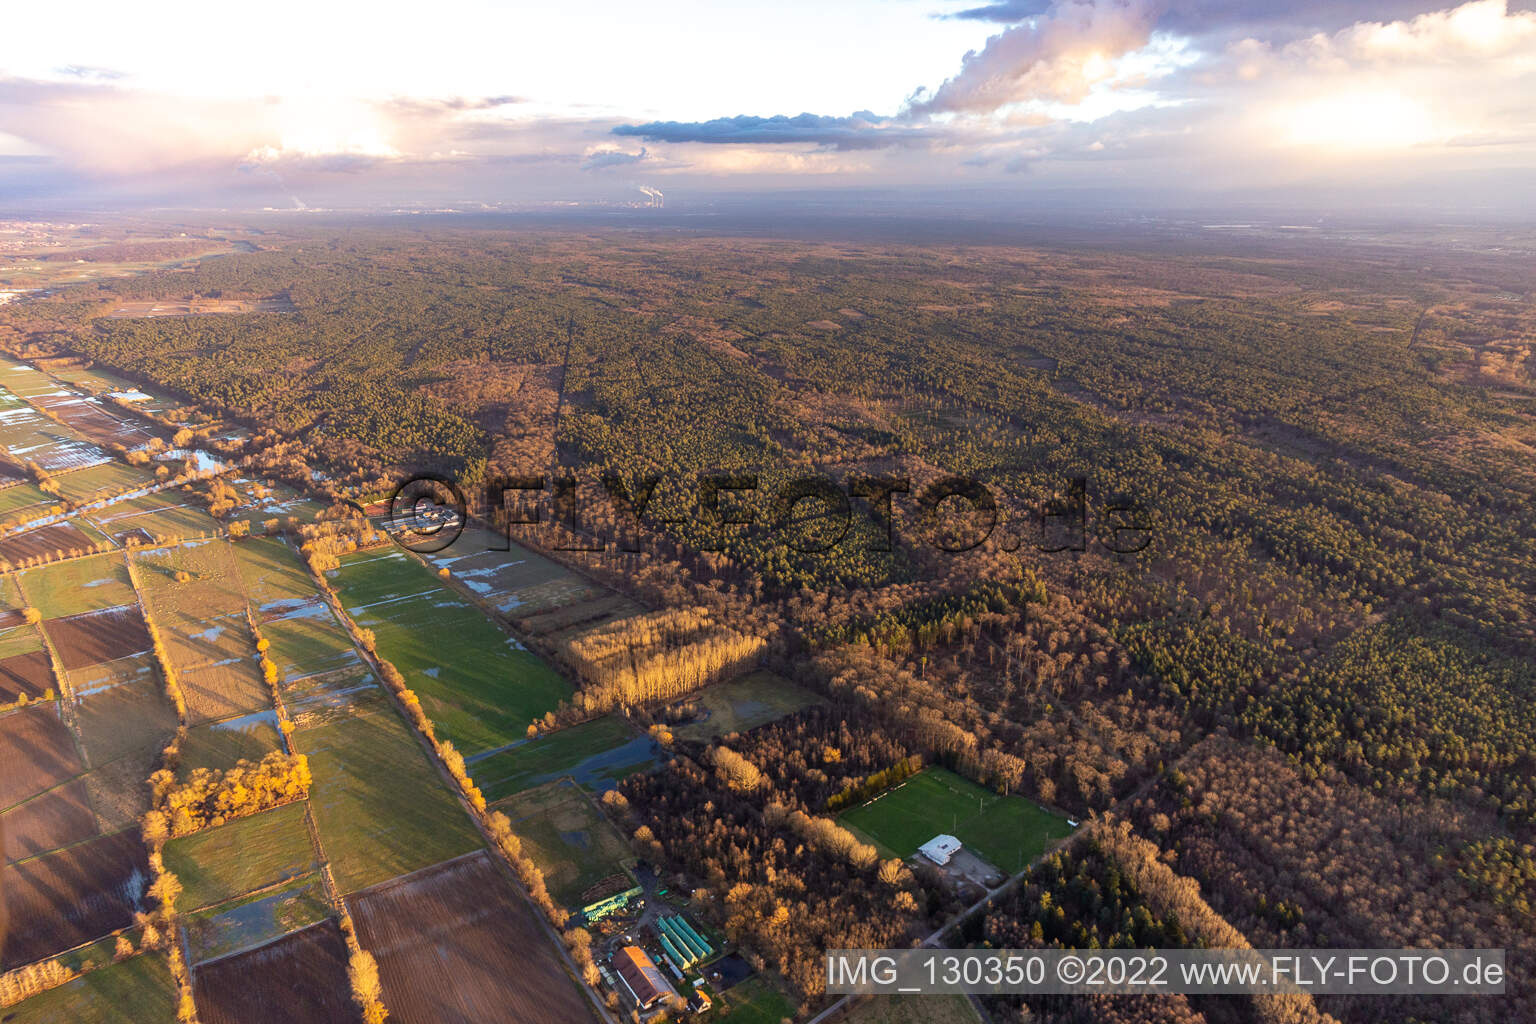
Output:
top-left (381, 95), bottom-right (526, 116)
top-left (909, 0), bottom-right (1162, 114)
top-left (581, 146), bottom-right (650, 170)
top-left (943, 0), bottom-right (1053, 21)
top-left (4, 1), bottom-right (1535, 209)
top-left (1158, 0), bottom-right (1466, 38)
top-left (52, 64), bottom-right (127, 81)
top-left (937, 0), bottom-right (1463, 37)
top-left (1201, 0), bottom-right (1536, 153)
top-left (0, 76), bottom-right (278, 174)
top-left (613, 112), bottom-right (935, 150)
top-left (1274, 0), bottom-right (1536, 64)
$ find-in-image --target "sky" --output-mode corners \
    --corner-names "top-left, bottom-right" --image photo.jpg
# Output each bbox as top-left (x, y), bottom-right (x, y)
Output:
top-left (1, 0), bottom-right (1534, 212)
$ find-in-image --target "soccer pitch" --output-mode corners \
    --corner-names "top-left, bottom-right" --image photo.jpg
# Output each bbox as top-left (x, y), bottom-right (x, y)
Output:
top-left (839, 767), bottom-right (1072, 875)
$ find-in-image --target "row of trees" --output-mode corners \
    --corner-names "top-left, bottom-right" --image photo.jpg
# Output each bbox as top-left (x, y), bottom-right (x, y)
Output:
top-left (824, 754), bottom-right (923, 813)
top-left (974, 819), bottom-right (1337, 1024)
top-left (555, 606), bottom-right (765, 716)
top-left (1129, 737), bottom-right (1536, 1023)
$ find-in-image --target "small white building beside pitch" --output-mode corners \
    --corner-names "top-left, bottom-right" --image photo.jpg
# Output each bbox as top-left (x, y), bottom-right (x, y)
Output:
top-left (918, 834), bottom-right (962, 866)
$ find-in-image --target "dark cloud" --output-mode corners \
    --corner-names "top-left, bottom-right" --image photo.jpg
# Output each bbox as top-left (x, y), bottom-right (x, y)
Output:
top-left (1157, 0), bottom-right (1462, 38)
top-left (938, 0), bottom-right (1463, 38)
top-left (943, 0), bottom-right (1052, 21)
top-left (581, 147), bottom-right (649, 170)
top-left (613, 112), bottom-right (931, 150)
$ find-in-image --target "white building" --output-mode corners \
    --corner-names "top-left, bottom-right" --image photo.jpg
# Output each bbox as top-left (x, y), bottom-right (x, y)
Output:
top-left (918, 834), bottom-right (962, 866)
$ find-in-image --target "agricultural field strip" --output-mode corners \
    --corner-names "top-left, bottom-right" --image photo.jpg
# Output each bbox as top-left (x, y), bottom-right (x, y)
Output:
top-left (0, 475), bottom-right (199, 545)
top-left (402, 533), bottom-right (602, 672)
top-left (2, 821), bottom-right (138, 869)
top-left (0, 381), bottom-right (105, 468)
top-left (228, 535), bottom-right (499, 913)
top-left (10, 569), bottom-right (96, 801)
top-left (26, 477), bottom-right (182, 533)
top-left (181, 875), bottom-right (331, 968)
top-left (11, 374), bottom-right (602, 1003)
top-left (0, 357), bottom-right (161, 447)
top-left (0, 736), bottom-right (176, 815)
top-left (15, 517), bottom-right (351, 964)
top-left (136, 539), bottom-right (351, 920)
top-left (82, 486), bottom-right (229, 545)
top-left (330, 547), bottom-right (570, 755)
top-left (307, 548), bottom-right (610, 1010)
top-left (235, 537), bottom-right (488, 904)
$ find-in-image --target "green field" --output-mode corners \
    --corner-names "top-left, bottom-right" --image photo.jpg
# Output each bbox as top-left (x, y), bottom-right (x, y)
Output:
top-left (293, 701), bottom-right (481, 893)
top-left (473, 714), bottom-right (659, 800)
top-left (163, 801), bottom-right (317, 910)
top-left (131, 539), bottom-right (246, 611)
top-left (0, 481), bottom-right (55, 519)
top-left (263, 609), bottom-right (362, 680)
top-left (495, 779), bottom-right (633, 907)
top-left (673, 671), bottom-right (823, 742)
top-left (0, 574), bottom-right (41, 660)
top-left (714, 976), bottom-right (796, 1024)
top-left (0, 622), bottom-right (43, 660)
top-left (839, 768), bottom-right (1072, 875)
top-left (0, 952), bottom-right (176, 1023)
top-left (233, 539), bottom-right (363, 678)
top-left (331, 548), bottom-right (571, 754)
top-left (282, 665), bottom-right (380, 727)
top-left (85, 487), bottom-right (214, 542)
top-left (177, 711), bottom-right (283, 776)
top-left (231, 536), bottom-right (321, 609)
top-left (183, 874), bottom-right (331, 964)
top-left (19, 553), bottom-right (137, 619)
top-left (422, 525), bottom-right (601, 616)
top-left (54, 461), bottom-right (155, 504)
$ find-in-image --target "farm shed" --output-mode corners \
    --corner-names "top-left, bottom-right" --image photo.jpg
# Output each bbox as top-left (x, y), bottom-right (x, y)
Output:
top-left (614, 945), bottom-right (671, 1009)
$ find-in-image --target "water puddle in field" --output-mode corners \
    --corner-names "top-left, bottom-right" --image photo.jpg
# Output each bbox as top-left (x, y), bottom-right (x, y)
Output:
top-left (471, 734), bottom-right (664, 793)
top-left (158, 448), bottom-right (227, 474)
top-left (210, 709), bottom-right (280, 733)
top-left (258, 598), bottom-right (311, 617)
top-left (267, 600), bottom-right (333, 623)
top-left (185, 878), bottom-right (328, 964)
